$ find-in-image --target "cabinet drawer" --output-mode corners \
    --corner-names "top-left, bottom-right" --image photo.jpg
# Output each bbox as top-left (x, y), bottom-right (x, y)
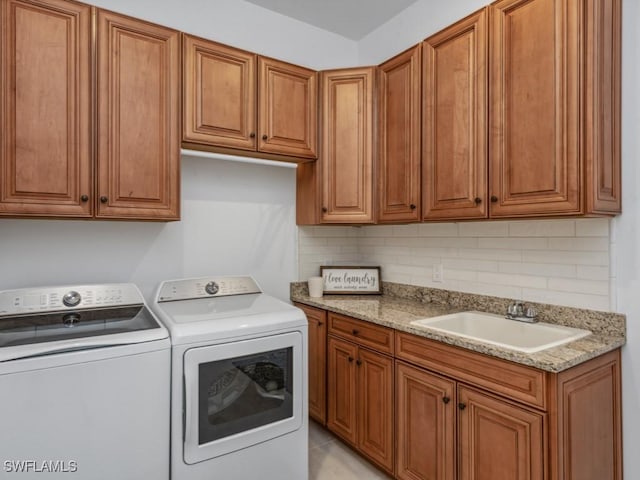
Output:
top-left (328, 313), bottom-right (394, 355)
top-left (396, 332), bottom-right (546, 409)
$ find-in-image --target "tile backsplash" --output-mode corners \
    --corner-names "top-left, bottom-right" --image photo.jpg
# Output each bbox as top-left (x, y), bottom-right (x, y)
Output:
top-left (298, 218), bottom-right (614, 312)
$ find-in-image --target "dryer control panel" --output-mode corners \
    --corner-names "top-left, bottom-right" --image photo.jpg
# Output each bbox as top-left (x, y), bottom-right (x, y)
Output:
top-left (156, 276), bottom-right (261, 302)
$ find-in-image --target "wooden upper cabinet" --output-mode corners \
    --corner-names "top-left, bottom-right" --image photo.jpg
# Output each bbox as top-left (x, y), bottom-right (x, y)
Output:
top-left (490, 0), bottom-right (580, 217)
top-left (584, 0), bottom-right (621, 214)
top-left (258, 57), bottom-right (317, 159)
top-left (183, 35), bottom-right (256, 151)
top-left (423, 9), bottom-right (488, 221)
top-left (182, 42), bottom-right (317, 160)
top-left (377, 45), bottom-right (421, 223)
top-left (96, 10), bottom-right (180, 220)
top-left (0, 0), bottom-right (92, 217)
top-left (490, 0), bottom-right (620, 217)
top-left (321, 67), bottom-right (376, 223)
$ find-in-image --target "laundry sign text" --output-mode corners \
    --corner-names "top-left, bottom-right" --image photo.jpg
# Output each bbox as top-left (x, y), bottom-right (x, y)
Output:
top-left (320, 266), bottom-right (381, 295)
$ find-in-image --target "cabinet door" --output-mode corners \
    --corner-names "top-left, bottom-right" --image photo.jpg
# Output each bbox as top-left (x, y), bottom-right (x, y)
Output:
top-left (258, 57), bottom-right (317, 158)
top-left (377, 45), bottom-right (421, 223)
top-left (396, 361), bottom-right (456, 480)
top-left (96, 10), bottom-right (180, 220)
top-left (183, 34), bottom-right (256, 151)
top-left (423, 8), bottom-right (488, 220)
top-left (0, 0), bottom-right (92, 217)
top-left (327, 336), bottom-right (358, 445)
top-left (458, 386), bottom-right (544, 480)
top-left (489, 0), bottom-right (580, 217)
top-left (357, 348), bottom-right (394, 474)
top-left (296, 303), bottom-right (327, 425)
top-left (321, 67), bottom-right (375, 223)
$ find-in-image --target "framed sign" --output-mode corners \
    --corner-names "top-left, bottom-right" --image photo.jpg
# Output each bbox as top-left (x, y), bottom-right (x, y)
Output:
top-left (320, 266), bottom-right (381, 295)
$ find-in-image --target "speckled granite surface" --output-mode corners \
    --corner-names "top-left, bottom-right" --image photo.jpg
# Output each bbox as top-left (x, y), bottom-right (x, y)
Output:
top-left (290, 282), bottom-right (626, 373)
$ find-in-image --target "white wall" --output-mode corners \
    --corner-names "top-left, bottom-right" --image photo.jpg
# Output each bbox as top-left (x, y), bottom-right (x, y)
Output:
top-left (357, 0), bottom-right (487, 64)
top-left (88, 0), bottom-right (358, 69)
top-left (0, 156), bottom-right (297, 301)
top-left (614, 0), bottom-right (640, 475)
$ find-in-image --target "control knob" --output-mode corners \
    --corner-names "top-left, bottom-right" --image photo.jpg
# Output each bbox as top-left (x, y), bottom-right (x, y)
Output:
top-left (62, 291), bottom-right (82, 307)
top-left (205, 282), bottom-right (219, 295)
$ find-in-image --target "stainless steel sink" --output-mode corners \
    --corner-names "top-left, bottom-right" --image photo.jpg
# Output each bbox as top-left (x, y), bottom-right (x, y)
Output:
top-left (410, 311), bottom-right (591, 353)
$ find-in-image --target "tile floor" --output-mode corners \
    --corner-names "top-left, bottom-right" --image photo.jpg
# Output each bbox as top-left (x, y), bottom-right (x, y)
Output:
top-left (308, 420), bottom-right (392, 480)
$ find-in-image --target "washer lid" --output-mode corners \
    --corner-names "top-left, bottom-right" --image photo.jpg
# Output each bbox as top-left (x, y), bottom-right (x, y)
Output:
top-left (152, 293), bottom-right (305, 344)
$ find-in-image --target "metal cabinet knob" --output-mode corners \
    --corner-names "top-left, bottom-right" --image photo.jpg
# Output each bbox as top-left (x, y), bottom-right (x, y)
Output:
top-left (458, 402), bottom-right (467, 410)
top-left (442, 396), bottom-right (451, 404)
top-left (490, 195), bottom-right (498, 203)
top-left (474, 197), bottom-right (482, 204)
top-left (356, 359), bottom-right (362, 366)
top-left (322, 207), bottom-right (328, 213)
top-left (262, 134), bottom-right (268, 140)
top-left (348, 356), bottom-right (354, 363)
top-left (352, 329), bottom-right (359, 336)
top-left (410, 204), bottom-right (417, 210)
top-left (100, 196), bottom-right (108, 203)
top-left (80, 195), bottom-right (89, 202)
top-left (249, 132), bottom-right (256, 138)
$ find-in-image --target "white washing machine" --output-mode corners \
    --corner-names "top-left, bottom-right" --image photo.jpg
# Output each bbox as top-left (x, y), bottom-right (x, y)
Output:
top-left (0, 283), bottom-right (170, 480)
top-left (151, 276), bottom-right (308, 480)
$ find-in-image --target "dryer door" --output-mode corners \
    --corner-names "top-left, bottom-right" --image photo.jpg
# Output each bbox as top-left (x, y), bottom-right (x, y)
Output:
top-left (183, 331), bottom-right (303, 464)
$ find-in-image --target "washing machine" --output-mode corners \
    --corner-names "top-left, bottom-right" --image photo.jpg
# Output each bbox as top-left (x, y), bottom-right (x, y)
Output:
top-left (151, 276), bottom-right (308, 480)
top-left (0, 283), bottom-right (170, 480)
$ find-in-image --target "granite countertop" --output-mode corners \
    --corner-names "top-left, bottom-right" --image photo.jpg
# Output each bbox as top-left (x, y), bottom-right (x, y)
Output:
top-left (290, 283), bottom-right (626, 373)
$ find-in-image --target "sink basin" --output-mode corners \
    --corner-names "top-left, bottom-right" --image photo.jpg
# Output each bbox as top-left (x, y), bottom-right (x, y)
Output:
top-left (410, 311), bottom-right (591, 353)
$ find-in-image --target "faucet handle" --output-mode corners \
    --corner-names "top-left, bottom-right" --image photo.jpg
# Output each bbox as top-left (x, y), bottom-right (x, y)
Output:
top-left (525, 306), bottom-right (538, 319)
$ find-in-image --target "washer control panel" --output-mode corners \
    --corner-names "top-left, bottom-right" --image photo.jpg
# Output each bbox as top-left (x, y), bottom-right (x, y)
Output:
top-left (0, 283), bottom-right (143, 316)
top-left (157, 276), bottom-right (261, 302)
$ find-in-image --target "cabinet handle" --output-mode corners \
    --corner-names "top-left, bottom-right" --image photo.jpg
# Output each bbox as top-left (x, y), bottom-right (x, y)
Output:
top-left (352, 329), bottom-right (359, 336)
top-left (80, 195), bottom-right (89, 202)
top-left (100, 196), bottom-right (108, 203)
top-left (348, 356), bottom-right (354, 363)
top-left (249, 132), bottom-right (256, 138)
top-left (458, 402), bottom-right (467, 411)
top-left (322, 207), bottom-right (328, 213)
top-left (317, 321), bottom-right (323, 326)
top-left (262, 134), bottom-right (268, 140)
top-left (474, 197), bottom-right (482, 204)
top-left (356, 359), bottom-right (362, 366)
top-left (490, 195), bottom-right (498, 203)
top-left (410, 204), bottom-right (416, 210)
top-left (442, 396), bottom-right (450, 404)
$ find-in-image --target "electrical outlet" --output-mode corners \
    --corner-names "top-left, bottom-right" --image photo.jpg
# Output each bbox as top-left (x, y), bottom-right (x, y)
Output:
top-left (432, 263), bottom-right (443, 283)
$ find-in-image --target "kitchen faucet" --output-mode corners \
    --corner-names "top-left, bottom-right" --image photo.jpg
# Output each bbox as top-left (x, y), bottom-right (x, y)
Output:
top-left (506, 301), bottom-right (538, 323)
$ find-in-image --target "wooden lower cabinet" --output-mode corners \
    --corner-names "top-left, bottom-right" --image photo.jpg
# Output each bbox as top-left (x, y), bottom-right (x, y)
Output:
top-left (395, 331), bottom-right (622, 480)
top-left (306, 306), bottom-right (621, 480)
top-left (458, 386), bottom-right (544, 480)
top-left (327, 335), bottom-right (394, 475)
top-left (294, 303), bottom-right (327, 425)
top-left (327, 336), bottom-right (358, 444)
top-left (396, 361), bottom-right (455, 480)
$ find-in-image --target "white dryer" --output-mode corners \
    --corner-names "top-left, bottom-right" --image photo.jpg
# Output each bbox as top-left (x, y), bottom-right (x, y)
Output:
top-left (152, 276), bottom-right (308, 480)
top-left (0, 284), bottom-right (170, 480)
